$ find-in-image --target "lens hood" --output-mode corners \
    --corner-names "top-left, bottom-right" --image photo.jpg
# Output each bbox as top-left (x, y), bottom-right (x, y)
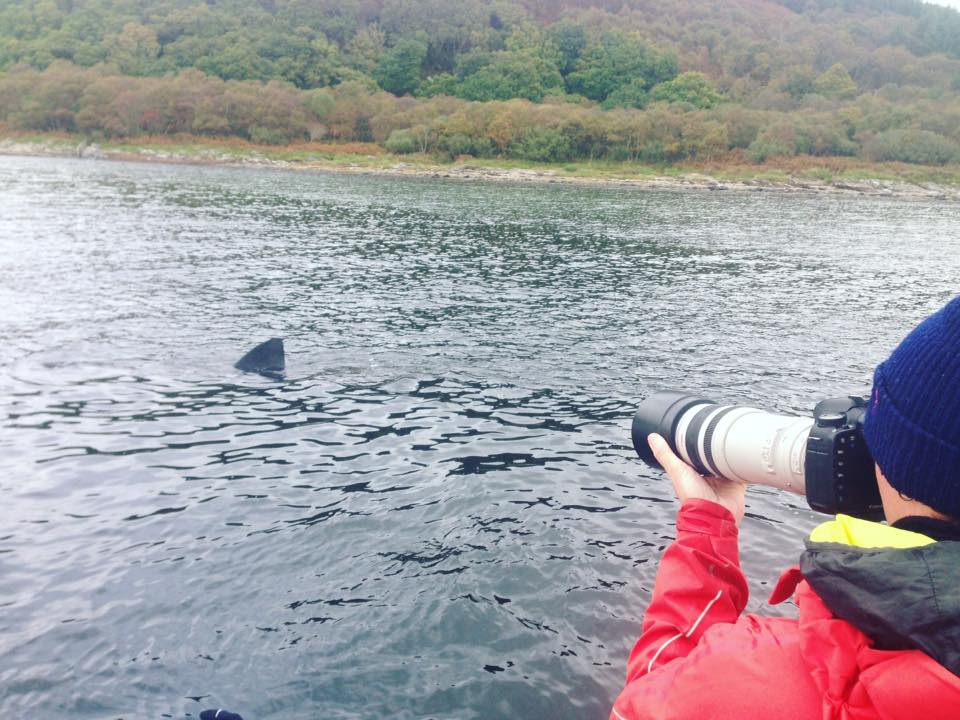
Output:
top-left (632, 391), bottom-right (711, 469)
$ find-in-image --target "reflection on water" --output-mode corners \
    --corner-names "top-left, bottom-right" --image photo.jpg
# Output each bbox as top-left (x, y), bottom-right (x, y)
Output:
top-left (0, 156), bottom-right (958, 719)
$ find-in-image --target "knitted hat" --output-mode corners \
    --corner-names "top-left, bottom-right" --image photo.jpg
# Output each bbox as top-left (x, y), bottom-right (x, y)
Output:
top-left (864, 295), bottom-right (960, 518)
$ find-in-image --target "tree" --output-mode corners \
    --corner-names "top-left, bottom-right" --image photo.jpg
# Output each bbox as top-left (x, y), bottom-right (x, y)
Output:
top-left (260, 31), bottom-right (343, 88)
top-left (865, 129), bottom-right (959, 165)
top-left (379, 0), bottom-right (486, 73)
top-left (508, 126), bottom-right (572, 162)
top-left (747, 120), bottom-right (800, 162)
top-left (345, 24), bottom-right (385, 75)
top-left (11, 0), bottom-right (960, 171)
top-left (651, 72), bottom-right (723, 109)
top-left (814, 63), bottom-right (858, 100)
top-left (384, 128), bottom-right (418, 153)
top-left (375, 39), bottom-right (427, 96)
top-left (566, 31), bottom-right (677, 103)
top-left (194, 34), bottom-right (270, 81)
top-left (105, 23), bottom-right (160, 76)
top-left (677, 114), bottom-right (729, 159)
top-left (782, 68), bottom-right (816, 99)
top-left (416, 73), bottom-right (458, 97)
top-left (503, 22), bottom-right (562, 68)
top-left (546, 20), bottom-right (588, 76)
top-left (3, 60), bottom-right (90, 131)
top-left (322, 80), bottom-right (394, 140)
top-left (302, 88), bottom-right (335, 118)
top-left (456, 50), bottom-right (563, 102)
top-left (602, 78), bottom-right (650, 109)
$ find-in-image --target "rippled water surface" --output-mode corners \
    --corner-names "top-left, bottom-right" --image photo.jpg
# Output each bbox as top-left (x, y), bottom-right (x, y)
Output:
top-left (1, 155), bottom-right (958, 720)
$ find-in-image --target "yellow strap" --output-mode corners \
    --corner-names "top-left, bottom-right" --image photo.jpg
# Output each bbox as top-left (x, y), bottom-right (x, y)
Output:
top-left (809, 514), bottom-right (935, 549)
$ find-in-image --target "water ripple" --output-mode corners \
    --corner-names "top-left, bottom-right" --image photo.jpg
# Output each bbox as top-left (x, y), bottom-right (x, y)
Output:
top-left (1, 156), bottom-right (959, 719)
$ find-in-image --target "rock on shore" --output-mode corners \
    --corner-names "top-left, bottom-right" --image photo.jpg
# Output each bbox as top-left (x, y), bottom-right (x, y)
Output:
top-left (1, 137), bottom-right (958, 201)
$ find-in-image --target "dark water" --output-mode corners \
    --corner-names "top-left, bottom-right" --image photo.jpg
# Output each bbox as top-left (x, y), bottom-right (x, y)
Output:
top-left (1, 155), bottom-right (958, 720)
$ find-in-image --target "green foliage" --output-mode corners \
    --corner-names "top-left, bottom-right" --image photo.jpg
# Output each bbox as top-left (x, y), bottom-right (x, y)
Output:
top-left (814, 63), bottom-right (858, 100)
top-left (602, 78), bottom-right (650, 110)
top-left (5, 0), bottom-right (960, 169)
top-left (344, 25), bottom-right (385, 75)
top-left (747, 137), bottom-right (793, 163)
top-left (546, 20), bottom-right (588, 76)
top-left (266, 34), bottom-right (343, 89)
top-left (3, 0), bottom-right (960, 110)
top-left (374, 39), bottom-right (427, 96)
top-left (249, 125), bottom-right (288, 145)
top-left (416, 73), bottom-right (458, 97)
top-left (192, 36), bottom-right (270, 82)
top-left (384, 128), bottom-right (418, 153)
top-left (437, 132), bottom-right (494, 158)
top-left (865, 129), bottom-right (959, 165)
top-left (454, 49), bottom-right (492, 80)
top-left (747, 121), bottom-right (799, 162)
top-left (302, 88), bottom-right (335, 119)
top-left (651, 72), bottom-right (723, 109)
top-left (508, 126), bottom-right (572, 162)
top-left (104, 23), bottom-right (160, 76)
top-left (800, 122), bottom-right (858, 157)
top-left (456, 50), bottom-right (563, 102)
top-left (566, 31), bottom-right (678, 103)
top-left (637, 141), bottom-right (668, 164)
top-left (783, 69), bottom-right (816, 99)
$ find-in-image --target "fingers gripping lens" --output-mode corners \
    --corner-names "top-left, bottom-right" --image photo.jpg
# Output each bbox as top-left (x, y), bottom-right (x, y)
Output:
top-left (634, 391), bottom-right (812, 497)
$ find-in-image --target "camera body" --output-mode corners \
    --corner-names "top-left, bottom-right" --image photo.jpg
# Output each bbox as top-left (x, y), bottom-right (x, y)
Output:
top-left (632, 391), bottom-right (883, 519)
top-left (805, 396), bottom-right (881, 518)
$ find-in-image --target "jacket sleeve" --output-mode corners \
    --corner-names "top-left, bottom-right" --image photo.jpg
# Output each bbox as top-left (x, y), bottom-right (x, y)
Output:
top-left (624, 498), bottom-right (749, 684)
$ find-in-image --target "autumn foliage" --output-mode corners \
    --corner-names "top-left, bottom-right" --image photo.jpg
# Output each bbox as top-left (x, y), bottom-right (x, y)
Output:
top-left (2, 0), bottom-right (960, 166)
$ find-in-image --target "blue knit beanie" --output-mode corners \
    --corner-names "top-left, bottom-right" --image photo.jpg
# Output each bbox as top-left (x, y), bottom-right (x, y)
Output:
top-left (864, 295), bottom-right (960, 518)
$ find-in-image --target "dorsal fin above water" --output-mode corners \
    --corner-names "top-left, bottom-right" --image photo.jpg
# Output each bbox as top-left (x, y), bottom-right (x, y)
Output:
top-left (235, 337), bottom-right (285, 377)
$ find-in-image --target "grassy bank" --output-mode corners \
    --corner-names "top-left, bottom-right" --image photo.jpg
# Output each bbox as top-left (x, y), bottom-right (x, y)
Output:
top-left (4, 130), bottom-right (960, 197)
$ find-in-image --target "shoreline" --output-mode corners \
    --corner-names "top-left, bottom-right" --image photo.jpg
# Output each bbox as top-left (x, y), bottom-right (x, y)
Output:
top-left (3, 135), bottom-right (960, 201)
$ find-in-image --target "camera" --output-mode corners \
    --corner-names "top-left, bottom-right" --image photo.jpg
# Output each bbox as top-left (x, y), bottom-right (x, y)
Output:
top-left (632, 390), bottom-right (883, 519)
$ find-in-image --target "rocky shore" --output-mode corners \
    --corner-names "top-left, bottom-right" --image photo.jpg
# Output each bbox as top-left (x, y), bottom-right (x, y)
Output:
top-left (3, 136), bottom-right (959, 201)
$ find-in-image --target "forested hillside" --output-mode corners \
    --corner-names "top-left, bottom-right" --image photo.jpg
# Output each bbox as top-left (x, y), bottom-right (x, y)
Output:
top-left (2, 0), bottom-right (960, 166)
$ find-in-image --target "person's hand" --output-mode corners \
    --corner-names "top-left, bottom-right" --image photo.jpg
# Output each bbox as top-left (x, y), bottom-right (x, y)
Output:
top-left (648, 433), bottom-right (747, 526)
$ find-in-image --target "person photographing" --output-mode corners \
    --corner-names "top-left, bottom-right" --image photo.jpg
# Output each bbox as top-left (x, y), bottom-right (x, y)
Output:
top-left (611, 295), bottom-right (960, 720)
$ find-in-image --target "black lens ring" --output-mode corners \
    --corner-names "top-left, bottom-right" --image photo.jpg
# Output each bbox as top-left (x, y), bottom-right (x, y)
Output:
top-left (632, 392), bottom-right (714, 470)
top-left (684, 405), bottom-right (717, 476)
top-left (703, 406), bottom-right (737, 477)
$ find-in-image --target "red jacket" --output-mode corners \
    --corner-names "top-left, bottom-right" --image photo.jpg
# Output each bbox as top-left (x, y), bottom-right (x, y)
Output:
top-left (610, 500), bottom-right (960, 720)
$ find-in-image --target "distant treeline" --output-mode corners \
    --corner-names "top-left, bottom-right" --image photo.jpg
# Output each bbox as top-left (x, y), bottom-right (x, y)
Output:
top-left (2, 0), bottom-right (960, 165)
top-left (4, 0), bottom-right (960, 94)
top-left (4, 61), bottom-right (959, 166)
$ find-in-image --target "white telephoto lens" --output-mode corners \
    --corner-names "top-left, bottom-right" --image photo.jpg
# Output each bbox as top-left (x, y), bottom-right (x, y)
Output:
top-left (707, 408), bottom-right (812, 495)
top-left (674, 404), bottom-right (812, 496)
